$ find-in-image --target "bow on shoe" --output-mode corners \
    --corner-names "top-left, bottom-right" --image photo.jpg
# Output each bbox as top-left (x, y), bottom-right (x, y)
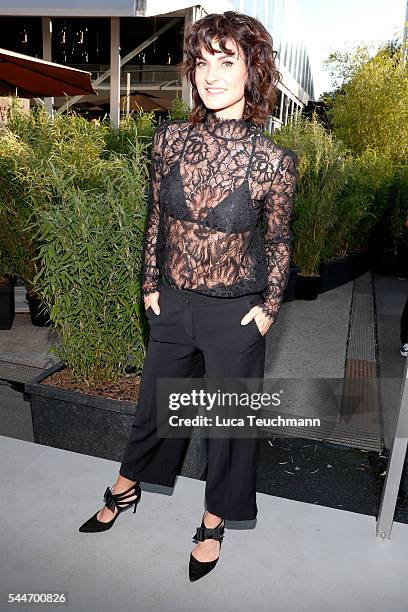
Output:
top-left (103, 486), bottom-right (117, 512)
top-left (192, 525), bottom-right (225, 543)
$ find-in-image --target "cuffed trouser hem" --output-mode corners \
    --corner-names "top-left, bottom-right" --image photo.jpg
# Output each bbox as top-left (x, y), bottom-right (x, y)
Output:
top-left (205, 507), bottom-right (258, 521)
top-left (119, 466), bottom-right (176, 489)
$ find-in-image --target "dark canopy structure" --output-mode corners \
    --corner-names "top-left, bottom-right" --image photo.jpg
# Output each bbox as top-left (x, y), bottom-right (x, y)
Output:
top-left (0, 47), bottom-right (96, 97)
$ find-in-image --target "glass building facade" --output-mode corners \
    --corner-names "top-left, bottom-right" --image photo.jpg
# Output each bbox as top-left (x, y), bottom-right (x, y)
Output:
top-left (229, 0), bottom-right (316, 129)
top-left (0, 0), bottom-right (317, 128)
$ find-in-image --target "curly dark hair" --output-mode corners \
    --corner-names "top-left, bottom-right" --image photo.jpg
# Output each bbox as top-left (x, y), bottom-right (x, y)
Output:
top-left (177, 11), bottom-right (281, 127)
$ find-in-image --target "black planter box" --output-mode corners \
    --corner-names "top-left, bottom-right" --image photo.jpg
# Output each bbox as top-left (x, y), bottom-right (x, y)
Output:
top-left (350, 246), bottom-right (372, 280)
top-left (24, 362), bottom-right (205, 482)
top-left (319, 254), bottom-right (353, 293)
top-left (371, 248), bottom-right (399, 276)
top-left (283, 266), bottom-right (300, 302)
top-left (0, 274), bottom-right (16, 330)
top-left (295, 274), bottom-right (322, 300)
top-left (26, 292), bottom-right (52, 327)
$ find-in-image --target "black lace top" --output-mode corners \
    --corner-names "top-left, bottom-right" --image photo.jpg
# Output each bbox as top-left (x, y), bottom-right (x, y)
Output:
top-left (141, 109), bottom-right (298, 322)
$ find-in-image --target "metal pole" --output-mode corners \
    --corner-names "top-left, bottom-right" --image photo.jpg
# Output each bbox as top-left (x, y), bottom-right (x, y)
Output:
top-left (376, 357), bottom-right (408, 539)
top-left (110, 17), bottom-right (120, 128)
top-left (42, 17), bottom-right (54, 118)
top-left (126, 72), bottom-right (130, 116)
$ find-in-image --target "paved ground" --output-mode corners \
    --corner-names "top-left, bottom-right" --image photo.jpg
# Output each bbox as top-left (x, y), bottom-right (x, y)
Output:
top-left (1, 434), bottom-right (408, 612)
top-left (1, 272), bottom-right (408, 611)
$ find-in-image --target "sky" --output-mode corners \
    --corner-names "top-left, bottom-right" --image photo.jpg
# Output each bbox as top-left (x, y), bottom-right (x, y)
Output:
top-left (296, 0), bottom-right (407, 99)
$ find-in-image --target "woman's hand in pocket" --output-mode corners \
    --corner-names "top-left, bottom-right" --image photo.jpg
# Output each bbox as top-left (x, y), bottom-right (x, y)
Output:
top-left (241, 305), bottom-right (272, 336)
top-left (144, 291), bottom-right (160, 316)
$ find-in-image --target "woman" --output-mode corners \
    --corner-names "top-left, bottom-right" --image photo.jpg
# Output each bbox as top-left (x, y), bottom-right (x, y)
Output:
top-left (79, 10), bottom-right (298, 582)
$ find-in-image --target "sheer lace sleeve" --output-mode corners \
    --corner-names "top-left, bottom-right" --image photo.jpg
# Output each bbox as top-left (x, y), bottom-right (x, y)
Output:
top-left (141, 122), bottom-right (168, 296)
top-left (260, 149), bottom-right (298, 323)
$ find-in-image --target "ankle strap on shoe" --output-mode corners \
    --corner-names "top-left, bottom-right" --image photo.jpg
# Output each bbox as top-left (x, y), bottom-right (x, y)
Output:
top-left (103, 482), bottom-right (141, 512)
top-left (192, 524), bottom-right (224, 542)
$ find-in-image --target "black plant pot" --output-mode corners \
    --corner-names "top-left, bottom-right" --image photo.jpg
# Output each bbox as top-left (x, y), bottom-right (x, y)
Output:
top-left (319, 254), bottom-right (353, 293)
top-left (295, 274), bottom-right (322, 300)
top-left (350, 246), bottom-right (372, 280)
top-left (395, 241), bottom-right (408, 279)
top-left (283, 266), bottom-right (300, 302)
top-left (24, 361), bottom-right (205, 480)
top-left (371, 247), bottom-right (399, 276)
top-left (26, 292), bottom-right (52, 327)
top-left (0, 274), bottom-right (17, 330)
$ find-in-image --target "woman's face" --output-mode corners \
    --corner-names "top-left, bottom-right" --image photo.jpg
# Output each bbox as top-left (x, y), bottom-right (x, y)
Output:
top-left (195, 37), bottom-right (248, 117)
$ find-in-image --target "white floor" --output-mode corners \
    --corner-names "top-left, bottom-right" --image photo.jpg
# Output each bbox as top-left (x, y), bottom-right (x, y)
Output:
top-left (1, 434), bottom-right (407, 612)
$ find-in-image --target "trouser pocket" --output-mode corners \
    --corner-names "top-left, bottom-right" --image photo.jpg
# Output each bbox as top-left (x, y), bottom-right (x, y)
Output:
top-left (245, 296), bottom-right (264, 337)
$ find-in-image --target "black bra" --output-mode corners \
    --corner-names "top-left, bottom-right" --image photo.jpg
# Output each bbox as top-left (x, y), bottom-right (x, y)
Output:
top-left (159, 127), bottom-right (262, 234)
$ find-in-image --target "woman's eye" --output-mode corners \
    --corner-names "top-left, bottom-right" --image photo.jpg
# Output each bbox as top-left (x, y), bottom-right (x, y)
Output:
top-left (196, 61), bottom-right (234, 68)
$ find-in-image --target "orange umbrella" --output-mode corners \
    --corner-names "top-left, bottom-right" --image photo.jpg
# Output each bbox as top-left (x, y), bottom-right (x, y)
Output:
top-left (0, 47), bottom-right (96, 97)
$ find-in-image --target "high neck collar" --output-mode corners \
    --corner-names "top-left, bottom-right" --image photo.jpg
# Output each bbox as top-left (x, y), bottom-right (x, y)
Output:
top-left (202, 109), bottom-right (254, 139)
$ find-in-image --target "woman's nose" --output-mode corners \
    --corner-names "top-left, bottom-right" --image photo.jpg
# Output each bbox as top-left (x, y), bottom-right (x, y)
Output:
top-left (205, 66), bottom-right (220, 83)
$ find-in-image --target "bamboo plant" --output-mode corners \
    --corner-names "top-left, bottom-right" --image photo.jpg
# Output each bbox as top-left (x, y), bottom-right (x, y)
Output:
top-left (0, 103), bottom-right (155, 385)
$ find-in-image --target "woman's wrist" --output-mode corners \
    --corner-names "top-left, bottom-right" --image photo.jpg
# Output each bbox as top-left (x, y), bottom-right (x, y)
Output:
top-left (259, 301), bottom-right (277, 323)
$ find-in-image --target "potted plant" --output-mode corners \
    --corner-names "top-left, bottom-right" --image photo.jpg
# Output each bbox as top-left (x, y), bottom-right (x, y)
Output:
top-left (272, 114), bottom-right (348, 300)
top-left (0, 250), bottom-right (16, 329)
top-left (320, 149), bottom-right (393, 290)
top-left (324, 44), bottom-right (408, 282)
top-left (13, 106), bottom-right (148, 449)
top-left (283, 265), bottom-right (300, 302)
top-left (0, 160), bottom-right (17, 329)
top-left (0, 107), bottom-right (52, 326)
top-left (13, 105), bottom-right (204, 480)
top-left (370, 165), bottom-right (408, 277)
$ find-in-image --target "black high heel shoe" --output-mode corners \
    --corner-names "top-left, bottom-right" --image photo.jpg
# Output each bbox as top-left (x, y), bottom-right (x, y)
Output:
top-left (189, 511), bottom-right (225, 582)
top-left (78, 481), bottom-right (141, 533)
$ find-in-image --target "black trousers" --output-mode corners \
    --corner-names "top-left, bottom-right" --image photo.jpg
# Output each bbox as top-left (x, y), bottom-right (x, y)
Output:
top-left (119, 277), bottom-right (266, 521)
